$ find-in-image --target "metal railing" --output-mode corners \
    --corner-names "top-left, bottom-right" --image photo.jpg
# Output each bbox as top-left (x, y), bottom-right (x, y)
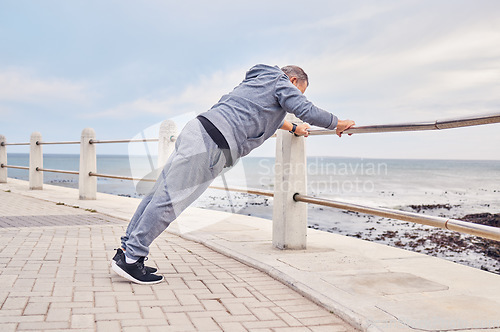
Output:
top-left (36, 141), bottom-right (81, 145)
top-left (88, 172), bottom-right (155, 182)
top-left (209, 185), bottom-right (274, 197)
top-left (0, 142), bottom-right (30, 146)
top-left (89, 138), bottom-right (161, 144)
top-left (1, 112), bottom-right (500, 248)
top-left (293, 194), bottom-right (500, 242)
top-left (0, 124), bottom-right (177, 195)
top-left (273, 112), bottom-right (500, 248)
top-left (284, 112), bottom-right (500, 243)
top-left (36, 167), bottom-right (79, 175)
top-left (1, 165), bottom-right (29, 170)
top-left (308, 112), bottom-right (500, 135)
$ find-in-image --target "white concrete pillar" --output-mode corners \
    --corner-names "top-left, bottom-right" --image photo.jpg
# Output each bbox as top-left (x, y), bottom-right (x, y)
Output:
top-left (29, 132), bottom-right (43, 190)
top-left (0, 135), bottom-right (7, 183)
top-left (272, 114), bottom-right (308, 249)
top-left (79, 128), bottom-right (97, 200)
top-left (158, 120), bottom-right (177, 167)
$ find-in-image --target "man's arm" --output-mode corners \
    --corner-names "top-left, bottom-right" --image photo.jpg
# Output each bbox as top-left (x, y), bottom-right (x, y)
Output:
top-left (276, 75), bottom-right (356, 136)
top-left (275, 76), bottom-right (338, 130)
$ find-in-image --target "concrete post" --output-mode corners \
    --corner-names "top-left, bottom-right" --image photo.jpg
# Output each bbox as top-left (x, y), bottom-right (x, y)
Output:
top-left (0, 135), bottom-right (7, 183)
top-left (158, 120), bottom-right (178, 167)
top-left (272, 114), bottom-right (308, 249)
top-left (79, 128), bottom-right (97, 200)
top-left (29, 132), bottom-right (43, 190)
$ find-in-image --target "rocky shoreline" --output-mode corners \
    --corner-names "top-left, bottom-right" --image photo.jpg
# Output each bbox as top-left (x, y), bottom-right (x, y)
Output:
top-left (409, 205), bottom-right (499, 267)
top-left (194, 193), bottom-right (500, 275)
top-left (412, 208), bottom-right (500, 272)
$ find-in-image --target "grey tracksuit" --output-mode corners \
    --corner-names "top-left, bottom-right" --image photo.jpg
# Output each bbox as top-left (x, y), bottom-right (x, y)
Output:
top-left (121, 64), bottom-right (338, 260)
top-left (199, 64), bottom-right (338, 164)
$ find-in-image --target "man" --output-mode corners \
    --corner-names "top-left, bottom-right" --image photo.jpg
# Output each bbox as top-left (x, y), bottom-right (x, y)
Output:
top-left (112, 64), bottom-right (355, 284)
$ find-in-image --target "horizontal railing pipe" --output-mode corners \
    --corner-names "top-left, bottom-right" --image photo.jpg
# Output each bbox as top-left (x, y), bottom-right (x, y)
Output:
top-left (36, 167), bottom-right (79, 175)
top-left (1, 142), bottom-right (30, 146)
top-left (436, 113), bottom-right (500, 129)
top-left (208, 185), bottom-right (274, 197)
top-left (88, 172), bottom-right (157, 182)
top-left (89, 138), bottom-right (159, 144)
top-left (308, 112), bottom-right (500, 136)
top-left (36, 141), bottom-right (80, 145)
top-left (293, 194), bottom-right (500, 242)
top-left (1, 164), bottom-right (29, 170)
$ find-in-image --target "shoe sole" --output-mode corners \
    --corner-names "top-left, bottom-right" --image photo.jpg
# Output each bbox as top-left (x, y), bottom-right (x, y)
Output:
top-left (111, 261), bottom-right (164, 285)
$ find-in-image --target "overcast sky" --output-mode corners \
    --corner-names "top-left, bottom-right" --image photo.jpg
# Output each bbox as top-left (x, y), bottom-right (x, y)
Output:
top-left (1, 0), bottom-right (499, 160)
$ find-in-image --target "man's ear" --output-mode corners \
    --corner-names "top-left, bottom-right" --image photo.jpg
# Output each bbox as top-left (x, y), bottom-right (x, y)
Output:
top-left (290, 77), bottom-right (298, 86)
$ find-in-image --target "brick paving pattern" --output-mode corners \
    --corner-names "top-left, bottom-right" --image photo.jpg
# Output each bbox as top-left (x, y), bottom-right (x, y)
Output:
top-left (0, 190), bottom-right (356, 331)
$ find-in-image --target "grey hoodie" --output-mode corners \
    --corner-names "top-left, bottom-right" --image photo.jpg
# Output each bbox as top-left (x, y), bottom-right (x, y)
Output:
top-left (198, 64), bottom-right (338, 164)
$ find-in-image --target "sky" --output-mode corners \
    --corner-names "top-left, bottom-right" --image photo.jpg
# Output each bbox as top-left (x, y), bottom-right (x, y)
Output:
top-left (1, 0), bottom-right (499, 160)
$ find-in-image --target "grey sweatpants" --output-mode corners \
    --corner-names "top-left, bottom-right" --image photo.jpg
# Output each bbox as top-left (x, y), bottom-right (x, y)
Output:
top-left (121, 118), bottom-right (227, 260)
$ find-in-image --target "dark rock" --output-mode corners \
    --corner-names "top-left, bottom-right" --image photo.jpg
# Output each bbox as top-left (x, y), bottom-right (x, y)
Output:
top-left (459, 213), bottom-right (500, 228)
top-left (408, 204), bottom-right (453, 212)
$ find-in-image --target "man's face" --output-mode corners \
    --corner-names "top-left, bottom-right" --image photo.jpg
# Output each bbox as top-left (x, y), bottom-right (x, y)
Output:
top-left (290, 77), bottom-right (308, 94)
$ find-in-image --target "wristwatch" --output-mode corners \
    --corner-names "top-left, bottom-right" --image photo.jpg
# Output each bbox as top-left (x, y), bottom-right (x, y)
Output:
top-left (289, 123), bottom-right (297, 135)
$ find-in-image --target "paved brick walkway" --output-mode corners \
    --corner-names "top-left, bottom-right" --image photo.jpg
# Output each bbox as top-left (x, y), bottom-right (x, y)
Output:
top-left (0, 190), bottom-right (355, 331)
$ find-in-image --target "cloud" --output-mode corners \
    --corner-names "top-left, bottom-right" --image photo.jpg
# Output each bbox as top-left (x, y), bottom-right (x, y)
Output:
top-left (297, 14), bottom-right (500, 123)
top-left (0, 68), bottom-right (88, 105)
top-left (0, 105), bottom-right (14, 117)
top-left (265, 1), bottom-right (401, 35)
top-left (86, 67), bottom-right (245, 119)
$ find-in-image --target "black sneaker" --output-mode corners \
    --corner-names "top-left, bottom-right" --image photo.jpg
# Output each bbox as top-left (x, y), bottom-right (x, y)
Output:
top-left (112, 255), bottom-right (164, 285)
top-left (112, 248), bottom-right (158, 274)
